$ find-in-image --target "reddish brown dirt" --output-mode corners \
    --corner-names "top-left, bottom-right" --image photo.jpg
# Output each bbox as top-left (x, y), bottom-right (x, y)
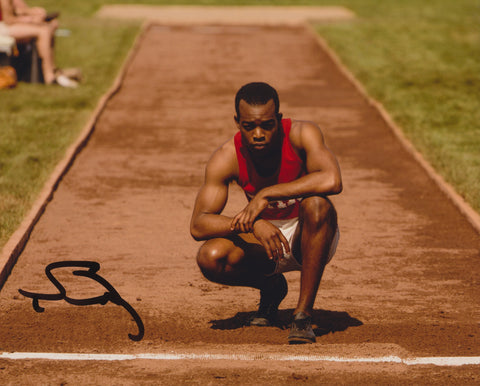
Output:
top-left (0, 24), bottom-right (479, 384)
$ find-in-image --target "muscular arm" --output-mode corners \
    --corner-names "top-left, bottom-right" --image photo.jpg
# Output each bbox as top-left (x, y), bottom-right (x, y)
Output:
top-left (263, 120), bottom-right (342, 199)
top-left (191, 139), bottom-right (291, 260)
top-left (190, 141), bottom-right (238, 241)
top-left (231, 121), bottom-right (342, 231)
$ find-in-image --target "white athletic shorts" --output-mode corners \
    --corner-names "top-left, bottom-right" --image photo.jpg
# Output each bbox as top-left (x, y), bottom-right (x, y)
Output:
top-left (268, 217), bottom-right (340, 275)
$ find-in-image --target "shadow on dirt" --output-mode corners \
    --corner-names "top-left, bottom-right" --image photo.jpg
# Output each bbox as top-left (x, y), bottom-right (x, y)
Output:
top-left (210, 309), bottom-right (362, 336)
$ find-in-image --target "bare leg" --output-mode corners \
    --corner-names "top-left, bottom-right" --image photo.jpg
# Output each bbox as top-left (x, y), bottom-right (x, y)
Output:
top-left (47, 19), bottom-right (58, 49)
top-left (8, 23), bottom-right (56, 83)
top-left (197, 234), bottom-right (287, 326)
top-left (293, 196), bottom-right (338, 316)
top-left (196, 234), bottom-right (275, 290)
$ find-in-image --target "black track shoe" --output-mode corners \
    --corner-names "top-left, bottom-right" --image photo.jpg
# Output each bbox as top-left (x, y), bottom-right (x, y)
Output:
top-left (249, 274), bottom-right (288, 327)
top-left (288, 312), bottom-right (316, 344)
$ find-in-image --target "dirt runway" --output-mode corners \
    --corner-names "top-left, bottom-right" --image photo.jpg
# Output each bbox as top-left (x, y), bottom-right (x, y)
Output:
top-left (0, 24), bottom-right (479, 384)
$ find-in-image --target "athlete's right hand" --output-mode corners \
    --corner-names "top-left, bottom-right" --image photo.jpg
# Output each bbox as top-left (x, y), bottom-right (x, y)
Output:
top-left (252, 219), bottom-right (290, 262)
top-left (230, 194), bottom-right (269, 233)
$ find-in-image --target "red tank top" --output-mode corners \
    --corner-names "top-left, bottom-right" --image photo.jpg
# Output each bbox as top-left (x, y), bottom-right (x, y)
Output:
top-left (234, 118), bottom-right (305, 220)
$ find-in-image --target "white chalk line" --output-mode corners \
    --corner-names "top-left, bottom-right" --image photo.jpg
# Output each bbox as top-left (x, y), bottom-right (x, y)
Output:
top-left (1, 352), bottom-right (479, 367)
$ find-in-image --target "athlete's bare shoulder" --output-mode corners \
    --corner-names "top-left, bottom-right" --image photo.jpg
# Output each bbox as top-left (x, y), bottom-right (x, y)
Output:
top-left (288, 119), bottom-right (326, 150)
top-left (205, 137), bottom-right (239, 183)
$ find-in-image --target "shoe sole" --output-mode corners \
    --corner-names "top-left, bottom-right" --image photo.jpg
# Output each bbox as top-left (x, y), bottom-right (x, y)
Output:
top-left (288, 336), bottom-right (315, 344)
top-left (249, 317), bottom-right (271, 327)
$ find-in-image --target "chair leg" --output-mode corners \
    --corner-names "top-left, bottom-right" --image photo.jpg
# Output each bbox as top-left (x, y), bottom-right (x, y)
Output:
top-left (11, 39), bottom-right (44, 84)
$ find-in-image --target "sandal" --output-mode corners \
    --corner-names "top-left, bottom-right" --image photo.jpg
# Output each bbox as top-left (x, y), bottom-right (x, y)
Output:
top-left (55, 67), bottom-right (82, 82)
top-left (53, 74), bottom-right (78, 88)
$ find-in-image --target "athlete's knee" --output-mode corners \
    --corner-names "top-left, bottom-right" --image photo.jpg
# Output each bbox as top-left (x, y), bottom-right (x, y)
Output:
top-left (196, 241), bottom-right (226, 272)
top-left (300, 196), bottom-right (337, 230)
top-left (197, 240), bottom-right (242, 284)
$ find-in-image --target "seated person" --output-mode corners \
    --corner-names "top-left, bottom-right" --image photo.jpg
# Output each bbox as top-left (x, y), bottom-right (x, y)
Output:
top-left (0, 0), bottom-right (77, 87)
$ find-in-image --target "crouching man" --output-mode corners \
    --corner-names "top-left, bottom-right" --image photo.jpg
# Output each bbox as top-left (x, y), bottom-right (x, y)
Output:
top-left (190, 82), bottom-right (342, 344)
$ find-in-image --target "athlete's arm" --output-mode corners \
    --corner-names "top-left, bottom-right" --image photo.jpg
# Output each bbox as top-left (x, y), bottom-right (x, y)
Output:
top-left (190, 141), bottom-right (238, 241)
top-left (190, 139), bottom-right (290, 261)
top-left (231, 121), bottom-right (342, 231)
top-left (267, 120), bottom-right (342, 198)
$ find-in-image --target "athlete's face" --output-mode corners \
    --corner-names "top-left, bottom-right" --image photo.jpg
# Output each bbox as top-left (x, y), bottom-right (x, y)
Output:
top-left (235, 99), bottom-right (281, 154)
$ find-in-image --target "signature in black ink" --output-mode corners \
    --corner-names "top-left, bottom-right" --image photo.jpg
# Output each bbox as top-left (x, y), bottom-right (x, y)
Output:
top-left (18, 261), bottom-right (144, 342)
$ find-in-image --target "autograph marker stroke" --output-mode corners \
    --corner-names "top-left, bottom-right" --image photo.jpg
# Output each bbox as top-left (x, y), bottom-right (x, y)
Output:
top-left (18, 261), bottom-right (144, 341)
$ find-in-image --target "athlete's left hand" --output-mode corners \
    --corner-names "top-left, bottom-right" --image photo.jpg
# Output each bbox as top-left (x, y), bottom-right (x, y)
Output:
top-left (230, 194), bottom-right (269, 233)
top-left (252, 219), bottom-right (290, 261)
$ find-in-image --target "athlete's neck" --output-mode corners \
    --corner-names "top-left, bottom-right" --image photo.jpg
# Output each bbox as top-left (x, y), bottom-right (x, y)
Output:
top-left (249, 134), bottom-right (283, 177)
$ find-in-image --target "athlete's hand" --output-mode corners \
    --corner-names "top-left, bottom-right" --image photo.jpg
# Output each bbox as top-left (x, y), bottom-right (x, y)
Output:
top-left (230, 194), bottom-right (269, 233)
top-left (252, 219), bottom-right (290, 262)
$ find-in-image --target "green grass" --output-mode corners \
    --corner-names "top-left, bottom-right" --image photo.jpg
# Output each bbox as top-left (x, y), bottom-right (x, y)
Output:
top-left (1, 0), bottom-right (479, 248)
top-left (313, 0), bottom-right (480, 210)
top-left (0, 12), bottom-right (139, 246)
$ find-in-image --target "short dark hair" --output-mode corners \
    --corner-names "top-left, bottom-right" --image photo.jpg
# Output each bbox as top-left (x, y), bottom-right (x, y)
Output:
top-left (234, 82), bottom-right (280, 119)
